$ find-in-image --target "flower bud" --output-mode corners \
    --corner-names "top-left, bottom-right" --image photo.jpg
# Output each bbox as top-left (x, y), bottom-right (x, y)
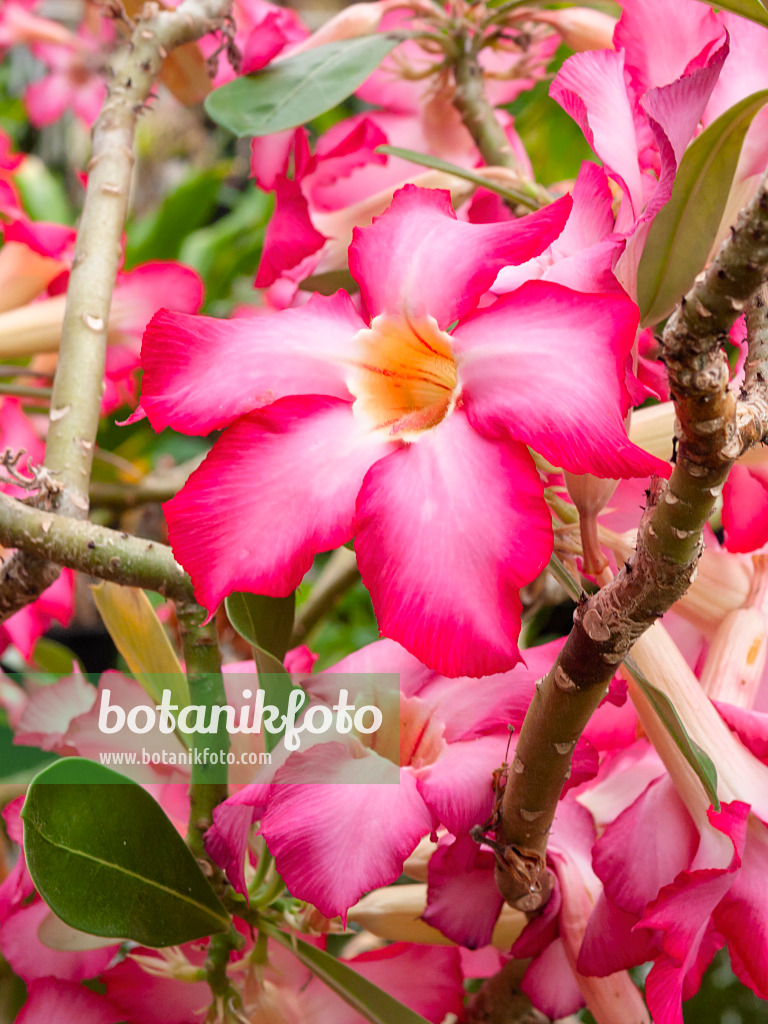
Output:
top-left (284, 1), bottom-right (399, 58)
top-left (564, 470), bottom-right (619, 575)
top-left (529, 8), bottom-right (616, 52)
top-left (699, 554), bottom-right (768, 709)
top-left (348, 883), bottom-right (526, 948)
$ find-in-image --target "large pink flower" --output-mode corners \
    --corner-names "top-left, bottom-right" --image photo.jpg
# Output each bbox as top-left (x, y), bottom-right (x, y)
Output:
top-left (141, 185), bottom-right (666, 676)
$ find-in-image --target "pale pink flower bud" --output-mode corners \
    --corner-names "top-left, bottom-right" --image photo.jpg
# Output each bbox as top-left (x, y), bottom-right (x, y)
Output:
top-left (528, 8), bottom-right (616, 52)
top-left (564, 470), bottom-right (618, 574)
top-left (348, 884), bottom-right (527, 948)
top-left (699, 554), bottom-right (768, 709)
top-left (284, 0), bottom-right (402, 58)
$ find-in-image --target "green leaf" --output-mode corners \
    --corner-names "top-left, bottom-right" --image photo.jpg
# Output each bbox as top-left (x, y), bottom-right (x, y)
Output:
top-left (698, 0), bottom-right (768, 28)
top-left (637, 88), bottom-right (768, 326)
top-left (31, 637), bottom-right (80, 675)
top-left (225, 592), bottom-right (304, 753)
top-left (204, 35), bottom-right (401, 137)
top-left (623, 657), bottom-right (720, 811)
top-left (22, 758), bottom-right (230, 947)
top-left (225, 591), bottom-right (296, 666)
top-left (125, 166), bottom-right (225, 267)
top-left (261, 921), bottom-right (432, 1024)
top-left (376, 145), bottom-right (542, 210)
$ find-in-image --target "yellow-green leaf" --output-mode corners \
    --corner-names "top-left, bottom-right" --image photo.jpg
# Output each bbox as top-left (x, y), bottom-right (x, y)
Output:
top-left (91, 582), bottom-right (188, 707)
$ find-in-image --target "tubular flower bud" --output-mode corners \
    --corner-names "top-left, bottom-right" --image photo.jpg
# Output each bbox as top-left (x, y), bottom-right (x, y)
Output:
top-left (348, 884), bottom-right (527, 948)
top-left (699, 554), bottom-right (768, 709)
top-left (528, 8), bottom-right (617, 52)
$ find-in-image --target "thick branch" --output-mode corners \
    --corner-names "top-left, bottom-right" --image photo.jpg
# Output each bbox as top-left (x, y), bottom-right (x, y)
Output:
top-left (494, 173), bottom-right (768, 911)
top-left (0, 0), bottom-right (232, 621)
top-left (0, 492), bottom-right (192, 606)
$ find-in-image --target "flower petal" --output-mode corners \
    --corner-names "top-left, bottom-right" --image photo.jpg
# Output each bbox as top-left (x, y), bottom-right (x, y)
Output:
top-left (255, 175), bottom-right (327, 287)
top-left (417, 734), bottom-right (508, 835)
top-left (165, 396), bottom-right (395, 611)
top-left (141, 291), bottom-right (363, 434)
top-left (354, 410), bottom-right (553, 677)
top-left (349, 184), bottom-right (571, 326)
top-left (423, 834), bottom-right (504, 948)
top-left (455, 281), bottom-right (668, 478)
top-left (260, 741), bottom-right (433, 918)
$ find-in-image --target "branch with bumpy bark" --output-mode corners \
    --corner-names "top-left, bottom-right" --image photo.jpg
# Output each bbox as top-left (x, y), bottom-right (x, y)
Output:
top-left (493, 174), bottom-right (768, 911)
top-left (0, 0), bottom-right (233, 621)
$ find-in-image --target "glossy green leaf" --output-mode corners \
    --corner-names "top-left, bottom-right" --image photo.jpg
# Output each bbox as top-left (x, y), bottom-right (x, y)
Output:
top-left (22, 758), bottom-right (230, 947)
top-left (204, 35), bottom-right (400, 137)
top-left (623, 657), bottom-right (720, 811)
top-left (699, 0), bottom-right (768, 28)
top-left (225, 592), bottom-right (304, 752)
top-left (376, 145), bottom-right (541, 210)
top-left (637, 89), bottom-right (768, 326)
top-left (261, 921), bottom-right (432, 1024)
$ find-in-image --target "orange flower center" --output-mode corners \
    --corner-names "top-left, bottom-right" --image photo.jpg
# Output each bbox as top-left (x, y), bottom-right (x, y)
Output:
top-left (348, 314), bottom-right (458, 441)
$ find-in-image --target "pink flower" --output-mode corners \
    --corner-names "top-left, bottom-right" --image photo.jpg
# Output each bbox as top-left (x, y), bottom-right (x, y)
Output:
top-left (141, 185), bottom-right (667, 676)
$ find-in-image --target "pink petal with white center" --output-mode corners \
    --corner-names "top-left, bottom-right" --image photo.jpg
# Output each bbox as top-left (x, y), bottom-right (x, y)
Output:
top-left (551, 162), bottom-right (615, 256)
top-left (306, 116), bottom-right (389, 207)
top-left (111, 261), bottom-right (203, 336)
top-left (24, 74), bottom-right (72, 127)
top-left (204, 783), bottom-right (271, 895)
top-left (551, 49), bottom-right (645, 216)
top-left (455, 281), bottom-right (667, 479)
top-left (638, 802), bottom-right (749, 1024)
top-left (1, 899), bottom-right (117, 983)
top-left (260, 740), bottom-right (433, 918)
top-left (255, 175), bottom-right (326, 287)
top-left (613, 0), bottom-right (723, 96)
top-left (165, 396), bottom-right (395, 611)
top-left (17, 979), bottom-right (124, 1024)
top-left (593, 775), bottom-right (699, 915)
top-left (349, 184), bottom-right (571, 327)
top-left (578, 892), bottom-right (657, 976)
top-left (422, 833), bottom-right (504, 948)
top-left (15, 673), bottom-right (96, 752)
top-left (712, 817), bottom-right (768, 998)
top-left (240, 8), bottom-right (295, 72)
top-left (417, 734), bottom-right (508, 836)
top-left (640, 40), bottom-right (728, 220)
top-left (713, 702), bottom-right (768, 765)
top-left (522, 937), bottom-right (586, 1019)
top-left (332, 943), bottom-right (465, 1024)
top-left (140, 291), bottom-right (363, 434)
top-left (249, 128), bottom-right (299, 191)
top-left (103, 954), bottom-right (210, 1024)
top-left (354, 410), bottom-right (553, 677)
top-left (722, 465), bottom-right (768, 553)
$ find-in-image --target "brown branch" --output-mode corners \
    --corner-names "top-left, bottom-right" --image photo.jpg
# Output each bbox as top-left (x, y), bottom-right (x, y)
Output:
top-left (493, 173), bottom-right (768, 911)
top-left (0, 0), bottom-right (232, 624)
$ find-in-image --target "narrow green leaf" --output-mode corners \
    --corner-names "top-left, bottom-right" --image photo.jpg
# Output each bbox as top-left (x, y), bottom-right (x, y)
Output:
top-left (623, 657), bottom-right (720, 811)
top-left (698, 0), bottom-right (768, 28)
top-left (375, 145), bottom-right (541, 210)
top-left (225, 592), bottom-right (304, 753)
top-left (22, 758), bottom-right (230, 947)
top-left (203, 35), bottom-right (400, 137)
top-left (637, 89), bottom-right (768, 327)
top-left (261, 921), bottom-right (432, 1024)
top-left (91, 581), bottom-right (189, 709)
